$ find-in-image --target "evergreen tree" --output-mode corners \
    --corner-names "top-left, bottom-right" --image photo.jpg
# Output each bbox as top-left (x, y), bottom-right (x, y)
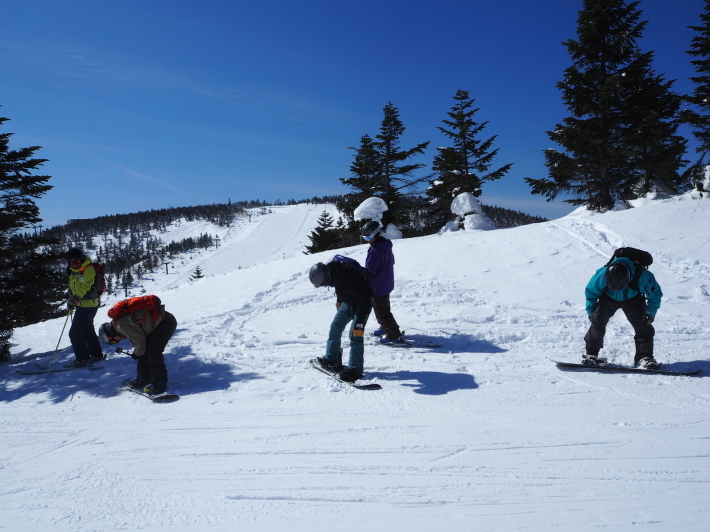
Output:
top-left (684, 0), bottom-right (710, 192)
top-left (426, 89), bottom-right (513, 231)
top-left (374, 102), bottom-right (430, 226)
top-left (622, 57), bottom-right (687, 196)
top-left (525, 0), bottom-right (687, 211)
top-left (0, 112), bottom-right (59, 360)
top-left (189, 266), bottom-right (204, 281)
top-left (304, 211), bottom-right (342, 254)
top-left (341, 103), bottom-right (429, 229)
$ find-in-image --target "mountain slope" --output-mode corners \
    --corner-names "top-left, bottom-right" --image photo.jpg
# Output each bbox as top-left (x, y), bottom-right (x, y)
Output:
top-left (2, 197), bottom-right (709, 531)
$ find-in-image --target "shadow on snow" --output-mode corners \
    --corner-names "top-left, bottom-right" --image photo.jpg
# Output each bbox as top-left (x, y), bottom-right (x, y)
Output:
top-left (0, 343), bottom-right (263, 403)
top-left (369, 369), bottom-right (478, 395)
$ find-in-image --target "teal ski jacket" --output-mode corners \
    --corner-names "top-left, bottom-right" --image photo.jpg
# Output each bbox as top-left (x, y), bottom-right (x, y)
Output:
top-left (585, 257), bottom-right (663, 317)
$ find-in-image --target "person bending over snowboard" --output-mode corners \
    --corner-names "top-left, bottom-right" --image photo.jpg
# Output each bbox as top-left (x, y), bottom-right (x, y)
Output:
top-left (98, 295), bottom-right (177, 395)
top-left (584, 255), bottom-right (662, 369)
top-left (309, 257), bottom-right (373, 382)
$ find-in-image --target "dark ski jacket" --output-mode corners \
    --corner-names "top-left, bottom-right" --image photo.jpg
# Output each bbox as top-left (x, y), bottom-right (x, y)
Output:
top-left (365, 235), bottom-right (395, 297)
top-left (326, 260), bottom-right (373, 323)
top-left (585, 257), bottom-right (663, 316)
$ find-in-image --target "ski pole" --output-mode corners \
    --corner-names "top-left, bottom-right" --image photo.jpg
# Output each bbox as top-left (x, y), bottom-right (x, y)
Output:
top-left (45, 309), bottom-right (72, 377)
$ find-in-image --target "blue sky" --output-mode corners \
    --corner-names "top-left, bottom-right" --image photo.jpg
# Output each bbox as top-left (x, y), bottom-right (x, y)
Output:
top-left (1, 0), bottom-right (705, 227)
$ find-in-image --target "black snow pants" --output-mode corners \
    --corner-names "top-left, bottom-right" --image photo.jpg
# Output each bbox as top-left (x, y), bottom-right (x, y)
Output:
top-left (584, 294), bottom-right (654, 364)
top-left (372, 295), bottom-right (401, 340)
top-left (136, 312), bottom-right (177, 384)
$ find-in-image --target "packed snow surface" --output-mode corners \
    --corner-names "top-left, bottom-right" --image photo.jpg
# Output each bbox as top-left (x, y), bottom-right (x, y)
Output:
top-left (2, 198), bottom-right (710, 531)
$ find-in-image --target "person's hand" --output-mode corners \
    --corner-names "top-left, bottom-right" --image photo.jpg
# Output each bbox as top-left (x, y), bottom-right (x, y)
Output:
top-left (642, 314), bottom-right (654, 324)
top-left (116, 347), bottom-right (137, 359)
top-left (335, 301), bottom-right (341, 310)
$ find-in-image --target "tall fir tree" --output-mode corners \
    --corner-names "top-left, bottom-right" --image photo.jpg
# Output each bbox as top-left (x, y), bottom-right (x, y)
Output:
top-left (525, 0), bottom-right (687, 211)
top-left (684, 0), bottom-right (710, 192)
top-left (341, 102), bottom-right (429, 230)
top-left (339, 134), bottom-right (381, 224)
top-left (375, 102), bottom-right (430, 227)
top-left (0, 111), bottom-right (61, 360)
top-left (426, 89), bottom-right (513, 232)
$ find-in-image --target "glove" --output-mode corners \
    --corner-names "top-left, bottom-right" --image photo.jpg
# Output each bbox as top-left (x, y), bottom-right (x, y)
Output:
top-left (335, 301), bottom-right (342, 310)
top-left (116, 347), bottom-right (137, 359)
top-left (642, 315), bottom-right (654, 325)
top-left (352, 323), bottom-right (365, 338)
top-left (67, 300), bottom-right (76, 310)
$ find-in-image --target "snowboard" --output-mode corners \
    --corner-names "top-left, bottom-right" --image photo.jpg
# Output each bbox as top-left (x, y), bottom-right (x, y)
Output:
top-left (120, 378), bottom-right (180, 403)
top-left (309, 359), bottom-right (382, 390)
top-left (371, 333), bottom-right (442, 349)
top-left (551, 359), bottom-right (701, 377)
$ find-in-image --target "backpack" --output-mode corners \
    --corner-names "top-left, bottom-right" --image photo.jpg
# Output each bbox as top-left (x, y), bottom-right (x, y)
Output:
top-left (108, 295), bottom-right (162, 324)
top-left (68, 262), bottom-right (106, 300)
top-left (331, 254), bottom-right (371, 282)
top-left (605, 247), bottom-right (653, 291)
top-left (85, 263), bottom-right (106, 299)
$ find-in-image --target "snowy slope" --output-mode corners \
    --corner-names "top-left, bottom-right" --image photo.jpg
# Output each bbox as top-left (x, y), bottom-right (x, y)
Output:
top-left (2, 198), bottom-right (710, 531)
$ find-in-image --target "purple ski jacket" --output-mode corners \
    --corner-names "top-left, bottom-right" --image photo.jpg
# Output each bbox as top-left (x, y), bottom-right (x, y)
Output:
top-left (365, 236), bottom-right (395, 297)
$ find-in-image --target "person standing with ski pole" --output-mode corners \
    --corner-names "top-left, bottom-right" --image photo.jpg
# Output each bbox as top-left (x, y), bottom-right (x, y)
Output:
top-left (65, 247), bottom-right (104, 367)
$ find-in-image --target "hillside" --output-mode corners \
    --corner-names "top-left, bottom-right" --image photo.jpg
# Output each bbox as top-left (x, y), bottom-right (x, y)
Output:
top-left (2, 197), bottom-right (709, 531)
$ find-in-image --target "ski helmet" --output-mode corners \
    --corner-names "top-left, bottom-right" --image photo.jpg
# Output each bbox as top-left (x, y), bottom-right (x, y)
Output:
top-left (361, 220), bottom-right (382, 241)
top-left (98, 322), bottom-right (124, 345)
top-left (66, 247), bottom-right (83, 261)
top-left (309, 263), bottom-right (328, 288)
top-left (605, 262), bottom-right (631, 291)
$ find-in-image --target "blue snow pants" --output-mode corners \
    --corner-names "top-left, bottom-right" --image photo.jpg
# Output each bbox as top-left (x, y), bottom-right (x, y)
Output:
top-left (324, 302), bottom-right (371, 373)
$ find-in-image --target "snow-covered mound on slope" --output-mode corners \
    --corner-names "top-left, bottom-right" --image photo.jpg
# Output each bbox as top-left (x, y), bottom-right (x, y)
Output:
top-left (3, 197), bottom-right (710, 531)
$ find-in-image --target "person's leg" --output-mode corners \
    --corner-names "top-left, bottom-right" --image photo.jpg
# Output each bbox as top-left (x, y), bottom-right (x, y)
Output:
top-left (346, 307), bottom-right (370, 374)
top-left (620, 295), bottom-right (655, 365)
top-left (68, 306), bottom-right (98, 362)
top-left (584, 295), bottom-right (620, 355)
top-left (372, 295), bottom-right (401, 339)
top-left (325, 303), bottom-right (352, 364)
top-left (144, 312), bottom-right (177, 384)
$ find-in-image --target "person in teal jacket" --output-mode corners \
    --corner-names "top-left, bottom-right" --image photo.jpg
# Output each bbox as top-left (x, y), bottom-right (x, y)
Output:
top-left (583, 256), bottom-right (662, 369)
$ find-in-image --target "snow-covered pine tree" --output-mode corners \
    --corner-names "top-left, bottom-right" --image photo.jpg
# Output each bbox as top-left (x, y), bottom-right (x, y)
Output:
top-left (342, 103), bottom-right (429, 231)
top-left (526, 0), bottom-right (687, 211)
top-left (426, 89), bottom-right (512, 232)
top-left (190, 266), bottom-right (204, 281)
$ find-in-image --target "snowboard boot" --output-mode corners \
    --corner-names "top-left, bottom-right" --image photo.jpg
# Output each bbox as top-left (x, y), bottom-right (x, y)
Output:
top-left (636, 356), bottom-right (660, 370)
top-left (317, 357), bottom-right (343, 372)
top-left (144, 381), bottom-right (167, 395)
top-left (338, 367), bottom-right (363, 382)
top-left (581, 353), bottom-right (607, 366)
top-left (379, 335), bottom-right (406, 345)
top-left (125, 378), bottom-right (150, 390)
top-left (371, 329), bottom-right (385, 337)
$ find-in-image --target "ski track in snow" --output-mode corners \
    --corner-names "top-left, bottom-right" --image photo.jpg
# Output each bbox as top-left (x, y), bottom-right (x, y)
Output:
top-left (2, 201), bottom-right (710, 531)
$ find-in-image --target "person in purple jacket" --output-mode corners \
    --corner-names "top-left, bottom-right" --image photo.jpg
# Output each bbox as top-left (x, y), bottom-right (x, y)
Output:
top-left (362, 220), bottom-right (404, 344)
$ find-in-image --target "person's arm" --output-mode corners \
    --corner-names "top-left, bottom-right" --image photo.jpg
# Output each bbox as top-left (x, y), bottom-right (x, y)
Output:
top-left (584, 267), bottom-right (606, 315)
top-left (639, 270), bottom-right (663, 316)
